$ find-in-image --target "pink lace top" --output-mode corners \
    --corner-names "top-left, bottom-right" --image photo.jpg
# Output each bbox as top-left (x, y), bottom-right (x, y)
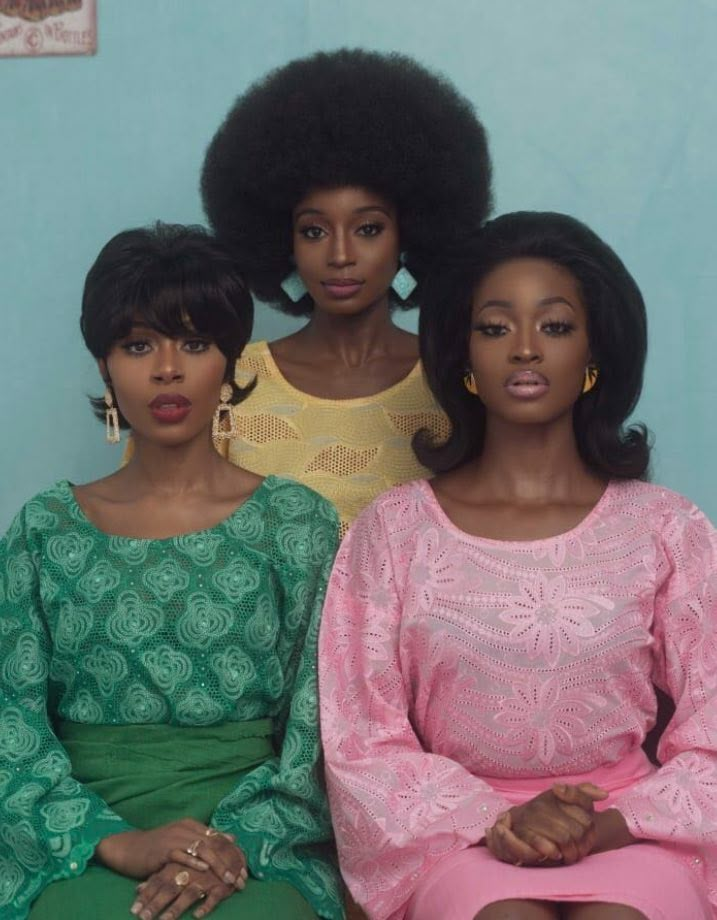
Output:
top-left (318, 478), bottom-right (717, 920)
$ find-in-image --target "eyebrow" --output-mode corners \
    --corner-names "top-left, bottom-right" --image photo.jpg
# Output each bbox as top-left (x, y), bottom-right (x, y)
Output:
top-left (294, 205), bottom-right (394, 219)
top-left (476, 296), bottom-right (577, 313)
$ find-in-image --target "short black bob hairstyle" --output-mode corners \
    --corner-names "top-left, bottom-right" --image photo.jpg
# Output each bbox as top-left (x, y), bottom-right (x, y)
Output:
top-left (415, 211), bottom-right (651, 480)
top-left (201, 48), bottom-right (492, 317)
top-left (81, 222), bottom-right (254, 429)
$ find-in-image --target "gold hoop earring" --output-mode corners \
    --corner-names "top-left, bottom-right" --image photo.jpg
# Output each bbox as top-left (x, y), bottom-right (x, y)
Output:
top-left (212, 382), bottom-right (237, 440)
top-left (463, 371), bottom-right (479, 396)
top-left (104, 387), bottom-right (120, 444)
top-left (582, 365), bottom-right (599, 394)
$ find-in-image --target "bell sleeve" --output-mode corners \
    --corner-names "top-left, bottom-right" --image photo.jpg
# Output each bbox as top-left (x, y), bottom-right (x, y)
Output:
top-left (210, 497), bottom-right (344, 920)
top-left (0, 505), bottom-right (132, 920)
top-left (319, 495), bottom-right (512, 920)
top-left (613, 497), bottom-right (717, 852)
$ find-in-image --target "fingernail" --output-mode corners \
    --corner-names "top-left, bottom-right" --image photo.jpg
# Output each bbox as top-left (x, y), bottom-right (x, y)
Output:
top-left (235, 877), bottom-right (246, 890)
top-left (194, 912), bottom-right (205, 919)
top-left (130, 905), bottom-right (141, 916)
top-left (240, 867), bottom-right (248, 880)
top-left (140, 912), bottom-right (152, 920)
top-left (223, 872), bottom-right (235, 884)
top-left (193, 860), bottom-right (209, 870)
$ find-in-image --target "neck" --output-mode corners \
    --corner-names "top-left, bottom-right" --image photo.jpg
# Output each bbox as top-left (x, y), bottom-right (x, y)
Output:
top-left (298, 295), bottom-right (404, 366)
top-left (471, 413), bottom-right (601, 502)
top-left (121, 430), bottom-right (225, 496)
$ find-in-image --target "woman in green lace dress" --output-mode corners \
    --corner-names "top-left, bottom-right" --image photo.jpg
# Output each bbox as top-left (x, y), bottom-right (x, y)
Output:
top-left (0, 224), bottom-right (343, 920)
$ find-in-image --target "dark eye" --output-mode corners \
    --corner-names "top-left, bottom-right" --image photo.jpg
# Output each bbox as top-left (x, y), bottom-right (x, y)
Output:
top-left (357, 222), bottom-right (384, 237)
top-left (298, 225), bottom-right (326, 241)
top-left (542, 321), bottom-right (575, 336)
top-left (121, 340), bottom-right (152, 355)
top-left (183, 339), bottom-right (211, 353)
top-left (473, 322), bottom-right (509, 337)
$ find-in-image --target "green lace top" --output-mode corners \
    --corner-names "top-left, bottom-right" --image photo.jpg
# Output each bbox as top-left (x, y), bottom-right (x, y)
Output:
top-left (0, 476), bottom-right (342, 919)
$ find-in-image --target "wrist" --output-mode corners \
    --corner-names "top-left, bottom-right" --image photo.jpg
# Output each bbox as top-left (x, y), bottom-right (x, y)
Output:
top-left (95, 829), bottom-right (142, 874)
top-left (592, 808), bottom-right (635, 853)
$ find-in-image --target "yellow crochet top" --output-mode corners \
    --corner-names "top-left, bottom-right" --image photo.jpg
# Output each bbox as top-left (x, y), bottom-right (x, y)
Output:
top-left (224, 341), bottom-right (450, 533)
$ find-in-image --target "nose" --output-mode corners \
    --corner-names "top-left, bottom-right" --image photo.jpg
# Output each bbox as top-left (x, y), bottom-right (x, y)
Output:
top-left (151, 342), bottom-right (184, 383)
top-left (327, 228), bottom-right (356, 268)
top-left (510, 323), bottom-right (542, 364)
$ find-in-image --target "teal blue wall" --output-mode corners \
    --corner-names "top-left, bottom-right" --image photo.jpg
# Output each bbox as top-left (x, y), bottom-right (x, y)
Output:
top-left (1, 0), bottom-right (715, 528)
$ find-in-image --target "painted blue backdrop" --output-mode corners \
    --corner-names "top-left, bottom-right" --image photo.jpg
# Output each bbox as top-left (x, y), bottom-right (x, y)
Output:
top-left (1, 0), bottom-right (715, 529)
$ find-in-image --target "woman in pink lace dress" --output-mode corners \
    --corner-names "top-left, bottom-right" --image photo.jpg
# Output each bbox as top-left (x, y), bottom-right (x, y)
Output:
top-left (319, 212), bottom-right (717, 920)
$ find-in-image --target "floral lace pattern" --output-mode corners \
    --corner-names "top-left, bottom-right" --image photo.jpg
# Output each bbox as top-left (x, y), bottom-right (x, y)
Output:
top-left (319, 479), bottom-right (717, 920)
top-left (0, 477), bottom-right (342, 919)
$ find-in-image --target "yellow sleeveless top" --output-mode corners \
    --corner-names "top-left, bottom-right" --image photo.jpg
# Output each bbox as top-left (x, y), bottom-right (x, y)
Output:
top-left (225, 341), bottom-right (450, 533)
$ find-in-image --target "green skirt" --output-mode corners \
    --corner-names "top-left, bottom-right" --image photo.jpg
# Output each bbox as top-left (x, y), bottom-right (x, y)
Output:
top-left (31, 720), bottom-right (317, 920)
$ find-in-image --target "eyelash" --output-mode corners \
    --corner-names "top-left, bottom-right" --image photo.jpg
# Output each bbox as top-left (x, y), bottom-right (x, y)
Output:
top-left (297, 221), bottom-right (385, 240)
top-left (472, 321), bottom-right (576, 337)
top-left (120, 338), bottom-right (211, 355)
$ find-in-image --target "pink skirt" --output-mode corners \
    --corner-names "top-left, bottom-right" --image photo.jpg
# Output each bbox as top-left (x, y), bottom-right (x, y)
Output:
top-left (405, 751), bottom-right (712, 920)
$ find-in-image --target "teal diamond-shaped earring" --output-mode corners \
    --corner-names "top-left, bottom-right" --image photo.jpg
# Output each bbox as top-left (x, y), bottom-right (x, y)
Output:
top-left (390, 253), bottom-right (417, 300)
top-left (280, 270), bottom-right (308, 303)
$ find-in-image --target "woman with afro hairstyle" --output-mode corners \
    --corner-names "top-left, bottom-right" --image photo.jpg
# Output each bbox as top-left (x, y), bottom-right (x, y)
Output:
top-left (319, 213), bottom-right (717, 920)
top-left (201, 48), bottom-right (492, 534)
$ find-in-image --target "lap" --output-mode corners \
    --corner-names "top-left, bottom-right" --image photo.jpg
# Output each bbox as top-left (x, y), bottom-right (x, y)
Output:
top-left (406, 844), bottom-right (712, 920)
top-left (30, 864), bottom-right (317, 920)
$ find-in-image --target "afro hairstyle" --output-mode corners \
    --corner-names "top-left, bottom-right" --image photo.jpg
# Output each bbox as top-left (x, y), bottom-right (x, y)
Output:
top-left (201, 48), bottom-right (492, 316)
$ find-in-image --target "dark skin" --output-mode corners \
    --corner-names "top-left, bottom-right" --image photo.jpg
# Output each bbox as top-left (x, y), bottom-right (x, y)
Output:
top-left (268, 185), bottom-right (418, 399)
top-left (431, 259), bottom-right (640, 919)
top-left (76, 328), bottom-right (265, 919)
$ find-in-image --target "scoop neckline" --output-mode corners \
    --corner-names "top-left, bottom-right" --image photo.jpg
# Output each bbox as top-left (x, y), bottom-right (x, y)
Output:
top-left (60, 475), bottom-right (276, 543)
top-left (417, 478), bottom-right (614, 548)
top-left (256, 339), bottom-right (424, 406)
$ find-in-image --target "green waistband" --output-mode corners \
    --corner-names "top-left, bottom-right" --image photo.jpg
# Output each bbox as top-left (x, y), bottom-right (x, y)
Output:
top-left (56, 718), bottom-right (275, 828)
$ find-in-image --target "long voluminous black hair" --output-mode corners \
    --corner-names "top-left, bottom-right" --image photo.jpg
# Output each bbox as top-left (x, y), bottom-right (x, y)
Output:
top-left (415, 212), bottom-right (651, 479)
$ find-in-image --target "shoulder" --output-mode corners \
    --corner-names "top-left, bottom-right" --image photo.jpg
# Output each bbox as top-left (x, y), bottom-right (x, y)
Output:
top-left (235, 340), bottom-right (271, 386)
top-left (1, 480), bottom-right (74, 555)
top-left (345, 479), bottom-right (434, 541)
top-left (259, 476), bottom-right (340, 560)
top-left (605, 480), bottom-right (715, 569)
top-left (606, 479), bottom-right (712, 528)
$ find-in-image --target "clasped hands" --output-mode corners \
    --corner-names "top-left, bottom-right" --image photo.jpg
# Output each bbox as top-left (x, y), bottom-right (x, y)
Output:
top-left (95, 819), bottom-right (248, 920)
top-left (485, 782), bottom-right (610, 868)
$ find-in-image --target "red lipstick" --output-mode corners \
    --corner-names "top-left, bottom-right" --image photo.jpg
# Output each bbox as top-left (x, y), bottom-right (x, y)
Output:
top-left (149, 393), bottom-right (192, 424)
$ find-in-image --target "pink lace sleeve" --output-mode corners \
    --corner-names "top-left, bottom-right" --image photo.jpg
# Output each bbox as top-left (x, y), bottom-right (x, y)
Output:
top-left (319, 497), bottom-right (511, 920)
top-left (614, 499), bottom-right (717, 847)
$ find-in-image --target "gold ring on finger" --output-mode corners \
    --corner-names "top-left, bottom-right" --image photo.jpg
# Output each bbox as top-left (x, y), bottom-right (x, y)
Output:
top-left (174, 870), bottom-right (191, 888)
top-left (186, 839), bottom-right (202, 857)
top-left (205, 828), bottom-right (219, 837)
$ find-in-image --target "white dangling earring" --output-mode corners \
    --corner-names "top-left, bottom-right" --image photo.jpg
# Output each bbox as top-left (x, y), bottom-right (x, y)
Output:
top-left (104, 387), bottom-right (120, 444)
top-left (213, 382), bottom-right (238, 440)
top-left (390, 252), bottom-right (418, 300)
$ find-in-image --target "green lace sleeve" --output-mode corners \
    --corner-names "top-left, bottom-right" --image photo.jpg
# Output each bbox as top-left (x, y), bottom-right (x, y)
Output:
top-left (210, 487), bottom-right (344, 920)
top-left (0, 503), bottom-right (132, 919)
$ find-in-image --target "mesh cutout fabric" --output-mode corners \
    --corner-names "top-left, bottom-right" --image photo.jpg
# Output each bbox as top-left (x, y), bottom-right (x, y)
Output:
top-left (226, 341), bottom-right (450, 535)
top-left (319, 479), bottom-right (717, 920)
top-left (0, 477), bottom-right (343, 920)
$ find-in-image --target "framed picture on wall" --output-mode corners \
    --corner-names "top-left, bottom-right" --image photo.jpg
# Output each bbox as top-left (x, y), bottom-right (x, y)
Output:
top-left (0, 0), bottom-right (96, 57)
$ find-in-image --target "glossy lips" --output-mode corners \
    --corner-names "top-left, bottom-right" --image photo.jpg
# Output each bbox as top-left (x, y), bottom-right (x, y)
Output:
top-left (504, 370), bottom-right (550, 399)
top-left (149, 393), bottom-right (192, 424)
top-left (321, 278), bottom-right (364, 300)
